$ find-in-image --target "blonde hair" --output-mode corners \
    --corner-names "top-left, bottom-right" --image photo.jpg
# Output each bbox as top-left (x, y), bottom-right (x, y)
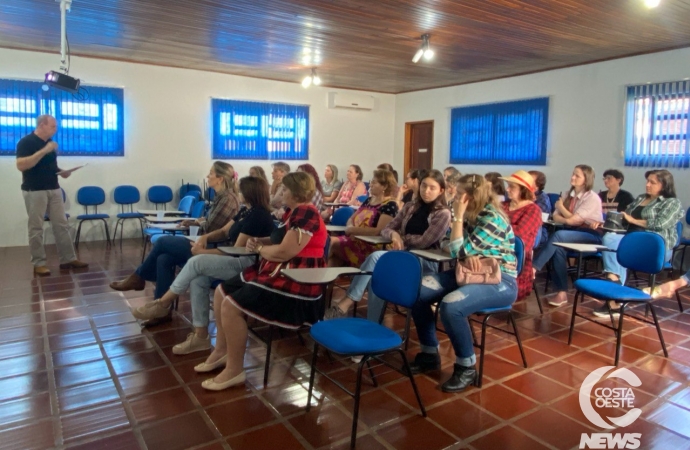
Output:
top-left (456, 174), bottom-right (506, 226)
top-left (212, 161), bottom-right (238, 194)
top-left (282, 172), bottom-right (315, 203)
top-left (326, 164), bottom-right (339, 182)
top-left (249, 166), bottom-right (267, 181)
top-left (372, 169), bottom-right (397, 196)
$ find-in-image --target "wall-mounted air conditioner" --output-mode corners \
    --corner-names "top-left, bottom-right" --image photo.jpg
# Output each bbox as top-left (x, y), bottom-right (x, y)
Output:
top-left (328, 92), bottom-right (375, 111)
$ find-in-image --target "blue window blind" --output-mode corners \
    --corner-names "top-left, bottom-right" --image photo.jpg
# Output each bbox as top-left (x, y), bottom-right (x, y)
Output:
top-left (0, 78), bottom-right (124, 156)
top-left (450, 97), bottom-right (549, 165)
top-left (212, 99), bottom-right (309, 160)
top-left (625, 81), bottom-right (689, 168)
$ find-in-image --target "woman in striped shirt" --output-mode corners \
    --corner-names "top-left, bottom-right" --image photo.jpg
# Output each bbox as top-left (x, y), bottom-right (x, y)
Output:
top-left (409, 174), bottom-right (518, 393)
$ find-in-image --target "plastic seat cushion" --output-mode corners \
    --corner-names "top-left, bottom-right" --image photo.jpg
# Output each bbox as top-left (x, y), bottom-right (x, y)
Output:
top-left (117, 212), bottom-right (144, 219)
top-left (475, 306), bottom-right (515, 315)
top-left (77, 213), bottom-right (110, 220)
top-left (144, 228), bottom-right (164, 236)
top-left (310, 318), bottom-right (402, 355)
top-left (575, 279), bottom-right (652, 302)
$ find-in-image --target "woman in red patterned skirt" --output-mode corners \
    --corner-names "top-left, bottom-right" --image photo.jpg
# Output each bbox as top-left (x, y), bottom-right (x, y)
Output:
top-left (197, 172), bottom-right (327, 391)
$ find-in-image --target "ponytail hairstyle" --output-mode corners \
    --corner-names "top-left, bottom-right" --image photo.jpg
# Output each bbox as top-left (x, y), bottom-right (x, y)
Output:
top-left (456, 174), bottom-right (506, 226)
top-left (564, 164), bottom-right (594, 210)
top-left (212, 161), bottom-right (239, 194)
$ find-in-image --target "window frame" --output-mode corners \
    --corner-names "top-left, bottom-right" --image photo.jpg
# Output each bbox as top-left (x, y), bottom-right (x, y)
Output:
top-left (449, 97), bottom-right (549, 166)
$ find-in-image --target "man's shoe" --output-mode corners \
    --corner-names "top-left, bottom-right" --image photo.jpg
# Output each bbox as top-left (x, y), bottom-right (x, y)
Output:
top-left (131, 300), bottom-right (171, 321)
top-left (173, 333), bottom-right (212, 355)
top-left (60, 260), bottom-right (89, 270)
top-left (110, 273), bottom-right (145, 291)
top-left (592, 304), bottom-right (621, 318)
top-left (441, 364), bottom-right (477, 393)
top-left (34, 266), bottom-right (51, 277)
top-left (409, 352), bottom-right (441, 374)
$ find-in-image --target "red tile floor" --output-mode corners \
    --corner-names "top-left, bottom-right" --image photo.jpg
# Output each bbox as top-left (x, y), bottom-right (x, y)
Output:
top-left (1, 240), bottom-right (690, 449)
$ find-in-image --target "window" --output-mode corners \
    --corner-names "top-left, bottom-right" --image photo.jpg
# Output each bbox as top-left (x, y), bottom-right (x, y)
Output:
top-left (449, 97), bottom-right (549, 165)
top-left (212, 99), bottom-right (309, 160)
top-left (625, 81), bottom-right (690, 168)
top-left (0, 78), bottom-right (124, 156)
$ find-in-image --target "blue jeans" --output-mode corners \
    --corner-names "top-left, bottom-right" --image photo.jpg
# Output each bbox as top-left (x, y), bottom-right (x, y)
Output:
top-left (136, 235), bottom-right (193, 299)
top-left (345, 250), bottom-right (438, 322)
top-left (602, 232), bottom-right (673, 285)
top-left (412, 270), bottom-right (518, 366)
top-left (532, 229), bottom-right (602, 292)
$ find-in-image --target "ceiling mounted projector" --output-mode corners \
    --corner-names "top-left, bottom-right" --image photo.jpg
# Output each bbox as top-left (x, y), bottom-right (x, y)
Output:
top-left (44, 70), bottom-right (80, 93)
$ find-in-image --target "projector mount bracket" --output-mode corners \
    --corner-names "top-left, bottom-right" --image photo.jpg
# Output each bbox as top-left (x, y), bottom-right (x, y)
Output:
top-left (56, 0), bottom-right (73, 73)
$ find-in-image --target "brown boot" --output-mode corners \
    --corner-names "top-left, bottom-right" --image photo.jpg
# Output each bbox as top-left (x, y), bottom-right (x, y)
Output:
top-left (110, 273), bottom-right (145, 291)
top-left (34, 266), bottom-right (51, 277)
top-left (60, 260), bottom-right (89, 270)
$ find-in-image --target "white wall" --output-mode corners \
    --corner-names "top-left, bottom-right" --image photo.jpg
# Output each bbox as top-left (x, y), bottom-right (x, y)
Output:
top-left (394, 47), bottom-right (690, 210)
top-left (0, 48), bottom-right (396, 247)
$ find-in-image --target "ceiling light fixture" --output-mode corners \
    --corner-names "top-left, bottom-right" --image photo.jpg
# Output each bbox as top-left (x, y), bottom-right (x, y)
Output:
top-left (644, 0), bottom-right (660, 8)
top-left (302, 68), bottom-right (321, 88)
top-left (412, 34), bottom-right (434, 63)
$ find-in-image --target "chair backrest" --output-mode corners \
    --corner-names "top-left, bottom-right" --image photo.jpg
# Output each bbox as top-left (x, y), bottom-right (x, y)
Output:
top-left (178, 195), bottom-right (196, 216)
top-left (371, 251), bottom-right (422, 309)
top-left (148, 185), bottom-right (173, 204)
top-left (675, 221), bottom-right (683, 248)
top-left (514, 236), bottom-right (525, 275)
top-left (179, 184), bottom-right (202, 199)
top-left (533, 227), bottom-right (542, 250)
top-left (617, 232), bottom-right (665, 274)
top-left (190, 200), bottom-right (206, 218)
top-left (77, 186), bottom-right (106, 206)
top-left (685, 207), bottom-right (690, 226)
top-left (323, 233), bottom-right (331, 259)
top-left (331, 207), bottom-right (356, 226)
top-left (356, 194), bottom-right (368, 203)
top-left (364, 181), bottom-right (370, 192)
top-left (113, 185), bottom-right (140, 205)
top-left (60, 187), bottom-right (66, 203)
top-left (207, 187), bottom-right (216, 201)
top-left (182, 190), bottom-right (201, 201)
top-left (547, 193), bottom-right (560, 213)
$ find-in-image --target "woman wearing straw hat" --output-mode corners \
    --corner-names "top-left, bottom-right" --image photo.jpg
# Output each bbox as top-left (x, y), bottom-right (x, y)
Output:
top-left (500, 170), bottom-right (543, 301)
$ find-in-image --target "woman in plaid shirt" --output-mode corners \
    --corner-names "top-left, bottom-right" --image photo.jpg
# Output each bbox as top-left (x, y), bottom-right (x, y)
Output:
top-left (591, 169), bottom-right (683, 317)
top-left (409, 174), bottom-right (518, 393)
top-left (324, 169), bottom-right (451, 320)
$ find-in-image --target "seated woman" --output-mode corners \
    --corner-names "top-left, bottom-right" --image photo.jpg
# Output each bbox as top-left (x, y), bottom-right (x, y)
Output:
top-left (129, 177), bottom-right (275, 354)
top-left (532, 165), bottom-right (603, 307)
top-left (377, 163), bottom-right (399, 196)
top-left (485, 172), bottom-right (506, 203)
top-left (599, 169), bottom-right (635, 214)
top-left (592, 169), bottom-right (683, 317)
top-left (325, 169), bottom-right (451, 320)
top-left (297, 164), bottom-right (324, 211)
top-left (528, 170), bottom-right (551, 215)
top-left (196, 172), bottom-right (327, 390)
top-left (445, 171), bottom-right (461, 208)
top-left (328, 169), bottom-right (398, 267)
top-left (444, 166), bottom-right (460, 182)
top-left (270, 161), bottom-right (290, 213)
top-left (500, 171), bottom-right (542, 300)
top-left (110, 162), bottom-right (239, 316)
top-left (396, 168), bottom-right (423, 208)
top-left (249, 166), bottom-right (268, 182)
top-left (410, 174), bottom-right (517, 392)
top-left (322, 164), bottom-right (343, 203)
top-left (321, 165), bottom-right (367, 219)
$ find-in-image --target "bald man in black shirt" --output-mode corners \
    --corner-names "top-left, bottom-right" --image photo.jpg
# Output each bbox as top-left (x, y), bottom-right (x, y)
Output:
top-left (16, 115), bottom-right (87, 276)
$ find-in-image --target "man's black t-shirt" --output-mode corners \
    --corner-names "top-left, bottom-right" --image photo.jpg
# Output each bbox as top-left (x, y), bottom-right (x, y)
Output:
top-left (16, 133), bottom-right (59, 191)
top-left (227, 206), bottom-right (275, 244)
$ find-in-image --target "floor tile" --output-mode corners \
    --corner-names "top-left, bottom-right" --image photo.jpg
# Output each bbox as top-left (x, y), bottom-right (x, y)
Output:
top-left (57, 379), bottom-right (120, 413)
top-left (52, 344), bottom-right (103, 367)
top-left (205, 395), bottom-right (276, 436)
top-left (109, 350), bottom-right (166, 376)
top-left (226, 423), bottom-right (304, 450)
top-left (140, 412), bottom-right (216, 450)
top-left (376, 415), bottom-right (457, 450)
top-left (54, 359), bottom-right (111, 389)
top-left (468, 424), bottom-right (551, 450)
top-left (60, 402), bottom-right (130, 443)
top-left (514, 408), bottom-right (590, 449)
top-left (466, 384), bottom-right (539, 420)
top-left (288, 404), bottom-right (353, 448)
top-left (0, 420), bottom-right (56, 450)
top-left (0, 393), bottom-right (52, 429)
top-left (65, 430), bottom-right (141, 450)
top-left (427, 397), bottom-right (501, 440)
top-left (503, 371), bottom-right (573, 404)
top-left (341, 389), bottom-right (412, 428)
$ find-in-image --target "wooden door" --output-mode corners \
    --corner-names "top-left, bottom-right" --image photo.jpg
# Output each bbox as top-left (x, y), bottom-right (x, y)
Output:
top-left (404, 121), bottom-right (434, 176)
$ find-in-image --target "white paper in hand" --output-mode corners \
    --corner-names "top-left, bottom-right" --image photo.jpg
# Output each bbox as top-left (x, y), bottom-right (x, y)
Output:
top-left (57, 163), bottom-right (88, 175)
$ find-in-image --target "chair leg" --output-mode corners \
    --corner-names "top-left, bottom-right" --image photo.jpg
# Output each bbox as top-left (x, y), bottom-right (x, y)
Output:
top-left (614, 304), bottom-right (626, 366)
top-left (567, 291), bottom-right (580, 345)
top-left (112, 220), bottom-right (120, 247)
top-left (350, 357), bottom-right (367, 449)
top-left (647, 303), bottom-right (669, 358)
top-left (677, 290), bottom-right (685, 313)
top-left (397, 348), bottom-right (426, 417)
top-left (533, 282), bottom-right (544, 314)
top-left (263, 326), bottom-right (274, 387)
top-left (74, 221), bottom-right (83, 249)
top-left (365, 359), bottom-right (378, 387)
top-left (102, 220), bottom-right (111, 248)
top-left (476, 314), bottom-right (491, 388)
top-left (306, 343), bottom-right (319, 412)
top-left (509, 312), bottom-right (528, 368)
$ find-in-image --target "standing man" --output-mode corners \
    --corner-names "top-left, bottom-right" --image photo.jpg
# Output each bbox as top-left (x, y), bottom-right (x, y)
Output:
top-left (16, 115), bottom-right (88, 276)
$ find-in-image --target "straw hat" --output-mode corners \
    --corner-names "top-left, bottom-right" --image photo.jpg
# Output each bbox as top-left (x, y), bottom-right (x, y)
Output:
top-left (499, 170), bottom-right (536, 192)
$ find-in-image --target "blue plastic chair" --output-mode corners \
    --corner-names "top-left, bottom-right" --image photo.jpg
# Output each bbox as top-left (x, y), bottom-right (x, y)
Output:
top-left (546, 193), bottom-right (561, 213)
top-left (190, 200), bottom-right (206, 219)
top-left (469, 236), bottom-right (527, 387)
top-left (330, 207), bottom-right (356, 226)
top-left (206, 187), bottom-right (216, 201)
top-left (179, 183), bottom-right (201, 200)
top-left (306, 252), bottom-right (426, 449)
top-left (665, 221), bottom-right (683, 279)
top-left (75, 186), bottom-right (111, 249)
top-left (356, 194), bottom-right (368, 203)
top-left (147, 185), bottom-right (173, 210)
top-left (363, 181), bottom-right (370, 192)
top-left (568, 232), bottom-right (668, 366)
top-left (112, 185), bottom-right (145, 248)
top-left (178, 195), bottom-right (196, 217)
top-left (44, 188), bottom-right (69, 221)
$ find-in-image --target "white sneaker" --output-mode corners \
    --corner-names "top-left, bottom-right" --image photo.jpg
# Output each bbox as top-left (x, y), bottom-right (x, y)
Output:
top-left (351, 355), bottom-right (363, 363)
top-left (172, 333), bottom-right (211, 355)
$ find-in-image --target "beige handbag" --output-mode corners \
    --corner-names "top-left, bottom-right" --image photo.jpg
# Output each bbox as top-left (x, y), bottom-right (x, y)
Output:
top-left (455, 257), bottom-right (502, 285)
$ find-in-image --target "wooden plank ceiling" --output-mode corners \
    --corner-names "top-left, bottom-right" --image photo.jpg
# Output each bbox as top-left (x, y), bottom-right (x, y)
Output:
top-left (1, 0), bottom-right (690, 94)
